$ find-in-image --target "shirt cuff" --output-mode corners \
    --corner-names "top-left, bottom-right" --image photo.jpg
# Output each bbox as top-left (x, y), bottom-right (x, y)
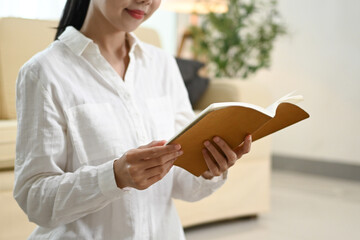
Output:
top-left (97, 158), bottom-right (129, 199)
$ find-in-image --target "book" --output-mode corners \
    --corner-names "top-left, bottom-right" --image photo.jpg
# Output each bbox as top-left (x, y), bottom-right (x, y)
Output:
top-left (166, 91), bottom-right (310, 176)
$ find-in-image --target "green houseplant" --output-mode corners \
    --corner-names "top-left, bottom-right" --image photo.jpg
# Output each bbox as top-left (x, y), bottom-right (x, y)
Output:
top-left (189, 0), bottom-right (286, 79)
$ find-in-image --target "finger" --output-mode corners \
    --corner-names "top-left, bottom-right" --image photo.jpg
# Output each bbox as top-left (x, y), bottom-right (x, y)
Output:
top-left (143, 150), bottom-right (183, 169)
top-left (144, 158), bottom-right (176, 179)
top-left (145, 159), bottom-right (175, 186)
top-left (135, 144), bottom-right (181, 159)
top-left (201, 170), bottom-right (214, 180)
top-left (202, 148), bottom-right (221, 176)
top-left (235, 135), bottom-right (252, 158)
top-left (129, 161), bottom-right (173, 190)
top-left (138, 140), bottom-right (167, 149)
top-left (204, 140), bottom-right (228, 172)
top-left (213, 136), bottom-right (238, 166)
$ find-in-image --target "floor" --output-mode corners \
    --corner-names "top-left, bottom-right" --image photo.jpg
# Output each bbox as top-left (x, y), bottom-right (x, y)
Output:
top-left (184, 170), bottom-right (360, 240)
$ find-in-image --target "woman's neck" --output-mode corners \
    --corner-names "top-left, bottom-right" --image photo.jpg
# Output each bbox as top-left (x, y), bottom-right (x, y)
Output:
top-left (80, 4), bottom-right (130, 79)
top-left (80, 5), bottom-right (128, 56)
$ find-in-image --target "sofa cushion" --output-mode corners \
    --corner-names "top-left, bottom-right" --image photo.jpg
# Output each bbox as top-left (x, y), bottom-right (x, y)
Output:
top-left (0, 18), bottom-right (58, 119)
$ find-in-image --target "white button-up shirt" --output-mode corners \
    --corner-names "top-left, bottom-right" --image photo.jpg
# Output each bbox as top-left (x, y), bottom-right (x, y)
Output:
top-left (14, 27), bottom-right (225, 239)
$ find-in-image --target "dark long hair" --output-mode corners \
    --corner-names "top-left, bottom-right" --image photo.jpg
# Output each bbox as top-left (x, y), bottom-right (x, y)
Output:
top-left (55, 0), bottom-right (90, 40)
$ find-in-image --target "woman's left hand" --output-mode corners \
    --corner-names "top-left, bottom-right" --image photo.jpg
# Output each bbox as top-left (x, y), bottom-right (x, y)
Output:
top-left (201, 135), bottom-right (252, 179)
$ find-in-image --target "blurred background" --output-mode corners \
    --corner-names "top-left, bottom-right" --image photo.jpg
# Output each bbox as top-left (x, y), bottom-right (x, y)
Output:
top-left (0, 0), bottom-right (359, 239)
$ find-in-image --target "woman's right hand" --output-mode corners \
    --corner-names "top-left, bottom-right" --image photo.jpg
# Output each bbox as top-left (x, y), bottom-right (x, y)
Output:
top-left (113, 140), bottom-right (183, 190)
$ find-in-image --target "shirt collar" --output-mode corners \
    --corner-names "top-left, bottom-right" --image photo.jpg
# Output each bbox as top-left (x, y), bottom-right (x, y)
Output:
top-left (58, 26), bottom-right (151, 59)
top-left (58, 26), bottom-right (93, 56)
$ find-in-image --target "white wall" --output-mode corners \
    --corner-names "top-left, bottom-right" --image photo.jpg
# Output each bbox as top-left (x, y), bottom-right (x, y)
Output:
top-left (251, 0), bottom-right (360, 165)
top-left (142, 9), bottom-right (177, 55)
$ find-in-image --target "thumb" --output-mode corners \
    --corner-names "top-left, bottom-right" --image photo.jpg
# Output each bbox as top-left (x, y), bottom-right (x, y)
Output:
top-left (139, 140), bottom-right (167, 149)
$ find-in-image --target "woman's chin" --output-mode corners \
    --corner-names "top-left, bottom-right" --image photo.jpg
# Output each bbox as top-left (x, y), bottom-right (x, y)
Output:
top-left (112, 20), bottom-right (143, 33)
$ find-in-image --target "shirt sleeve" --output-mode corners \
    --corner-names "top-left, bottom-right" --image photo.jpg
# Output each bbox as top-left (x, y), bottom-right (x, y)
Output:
top-left (166, 56), bottom-right (227, 202)
top-left (13, 62), bottom-right (126, 228)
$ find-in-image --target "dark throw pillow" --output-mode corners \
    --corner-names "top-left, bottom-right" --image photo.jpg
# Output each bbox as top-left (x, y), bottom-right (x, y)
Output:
top-left (175, 58), bottom-right (209, 108)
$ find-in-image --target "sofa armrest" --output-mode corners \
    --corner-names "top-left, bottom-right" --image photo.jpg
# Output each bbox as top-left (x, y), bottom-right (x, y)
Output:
top-left (0, 120), bottom-right (17, 170)
top-left (0, 171), bottom-right (37, 239)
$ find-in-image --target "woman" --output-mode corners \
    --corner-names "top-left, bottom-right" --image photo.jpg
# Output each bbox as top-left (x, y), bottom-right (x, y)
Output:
top-left (14, 0), bottom-right (252, 239)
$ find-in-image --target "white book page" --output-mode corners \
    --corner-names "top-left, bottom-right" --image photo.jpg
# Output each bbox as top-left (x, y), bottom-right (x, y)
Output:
top-left (266, 91), bottom-right (304, 114)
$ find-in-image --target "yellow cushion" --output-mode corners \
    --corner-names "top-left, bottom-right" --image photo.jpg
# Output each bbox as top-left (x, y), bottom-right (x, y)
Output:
top-left (0, 17), bottom-right (58, 119)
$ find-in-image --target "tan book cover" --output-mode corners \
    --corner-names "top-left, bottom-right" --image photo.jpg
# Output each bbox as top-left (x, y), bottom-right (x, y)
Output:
top-left (167, 92), bottom-right (310, 176)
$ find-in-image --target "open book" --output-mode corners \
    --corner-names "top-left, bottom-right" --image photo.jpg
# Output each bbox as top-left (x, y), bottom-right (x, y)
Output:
top-left (166, 91), bottom-right (310, 176)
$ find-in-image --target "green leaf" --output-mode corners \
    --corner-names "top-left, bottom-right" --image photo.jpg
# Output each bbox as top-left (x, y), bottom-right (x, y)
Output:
top-left (190, 0), bottom-right (286, 79)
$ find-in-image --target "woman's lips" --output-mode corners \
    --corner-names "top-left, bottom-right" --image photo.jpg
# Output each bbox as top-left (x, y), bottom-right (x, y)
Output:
top-left (126, 9), bottom-right (145, 20)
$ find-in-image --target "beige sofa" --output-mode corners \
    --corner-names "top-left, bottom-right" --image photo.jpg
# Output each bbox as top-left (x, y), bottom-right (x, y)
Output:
top-left (0, 17), bottom-right (271, 239)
